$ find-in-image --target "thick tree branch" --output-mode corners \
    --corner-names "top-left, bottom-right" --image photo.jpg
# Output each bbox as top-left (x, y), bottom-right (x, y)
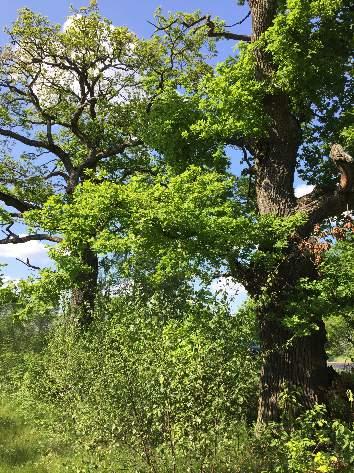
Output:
top-left (296, 188), bottom-right (354, 236)
top-left (77, 138), bottom-right (144, 173)
top-left (206, 16), bottom-right (251, 42)
top-left (45, 170), bottom-right (69, 182)
top-left (0, 233), bottom-right (62, 244)
top-left (150, 14), bottom-right (251, 42)
top-left (117, 166), bottom-right (158, 184)
top-left (8, 212), bottom-right (22, 218)
top-left (296, 144), bottom-right (354, 235)
top-left (227, 255), bottom-right (257, 296)
top-left (0, 127), bottom-right (73, 173)
top-left (207, 30), bottom-right (252, 42)
top-left (0, 190), bottom-right (38, 212)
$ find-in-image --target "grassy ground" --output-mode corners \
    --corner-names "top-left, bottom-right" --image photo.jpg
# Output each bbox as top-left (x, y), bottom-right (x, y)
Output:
top-left (329, 356), bottom-right (353, 362)
top-left (0, 398), bottom-right (145, 473)
top-left (0, 398), bottom-right (69, 473)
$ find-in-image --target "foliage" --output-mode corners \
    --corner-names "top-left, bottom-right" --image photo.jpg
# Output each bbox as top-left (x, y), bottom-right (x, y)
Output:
top-left (326, 315), bottom-right (354, 361)
top-left (265, 0), bottom-right (352, 115)
top-left (1, 256), bottom-right (354, 472)
top-left (279, 220), bottom-right (354, 341)
top-left (228, 401), bottom-right (354, 473)
top-left (22, 295), bottom-right (259, 471)
top-left (160, 1), bottom-right (353, 186)
top-left (190, 44), bottom-right (270, 142)
top-left (321, 232), bottom-right (354, 360)
top-left (0, 269), bottom-right (66, 322)
top-left (0, 1), bottom-right (353, 471)
top-left (265, 0), bottom-right (353, 185)
top-left (25, 166), bottom-right (307, 292)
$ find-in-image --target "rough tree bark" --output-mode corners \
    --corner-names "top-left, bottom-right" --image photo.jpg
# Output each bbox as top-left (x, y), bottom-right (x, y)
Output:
top-left (257, 311), bottom-right (329, 422)
top-left (255, 245), bottom-right (331, 423)
top-left (244, 0), bottom-right (354, 422)
top-left (70, 245), bottom-right (99, 327)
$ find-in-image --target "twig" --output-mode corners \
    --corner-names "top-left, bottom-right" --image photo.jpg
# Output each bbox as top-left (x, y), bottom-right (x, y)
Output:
top-left (224, 11), bottom-right (251, 28)
top-left (15, 257), bottom-right (41, 270)
top-left (149, 14), bottom-right (251, 42)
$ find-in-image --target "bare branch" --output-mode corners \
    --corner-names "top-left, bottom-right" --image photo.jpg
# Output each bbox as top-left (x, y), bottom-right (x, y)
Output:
top-left (77, 138), bottom-right (144, 173)
top-left (46, 119), bottom-right (55, 147)
top-left (117, 166), bottom-right (158, 184)
top-left (0, 127), bottom-right (73, 174)
top-left (207, 30), bottom-right (252, 42)
top-left (45, 170), bottom-right (69, 182)
top-left (150, 14), bottom-right (251, 42)
top-left (206, 16), bottom-right (251, 42)
top-left (227, 255), bottom-right (256, 295)
top-left (70, 100), bottom-right (90, 138)
top-left (8, 212), bottom-right (22, 218)
top-left (0, 233), bottom-right (62, 244)
top-left (211, 271), bottom-right (232, 279)
top-left (224, 11), bottom-right (251, 28)
top-left (0, 190), bottom-right (39, 212)
top-left (15, 257), bottom-right (41, 270)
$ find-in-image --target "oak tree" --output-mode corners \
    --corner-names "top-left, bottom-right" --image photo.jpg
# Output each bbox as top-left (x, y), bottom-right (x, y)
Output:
top-left (0, 5), bottom-right (156, 324)
top-left (1, 1), bottom-right (353, 424)
top-left (148, 0), bottom-right (354, 422)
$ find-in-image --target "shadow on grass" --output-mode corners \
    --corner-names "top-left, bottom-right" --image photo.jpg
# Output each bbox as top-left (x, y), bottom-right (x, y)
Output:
top-left (0, 404), bottom-right (50, 472)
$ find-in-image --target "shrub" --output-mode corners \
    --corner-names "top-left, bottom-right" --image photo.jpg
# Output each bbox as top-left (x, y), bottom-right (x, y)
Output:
top-left (236, 402), bottom-right (354, 473)
top-left (23, 295), bottom-right (259, 471)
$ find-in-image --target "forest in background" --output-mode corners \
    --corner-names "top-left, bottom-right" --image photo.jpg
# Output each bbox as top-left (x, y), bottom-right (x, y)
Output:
top-left (0, 1), bottom-right (353, 471)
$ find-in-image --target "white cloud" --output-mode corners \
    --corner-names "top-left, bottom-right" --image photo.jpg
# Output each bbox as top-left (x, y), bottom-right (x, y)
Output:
top-left (62, 14), bottom-right (82, 32)
top-left (210, 276), bottom-right (247, 298)
top-left (294, 184), bottom-right (314, 198)
top-left (0, 240), bottom-right (49, 260)
top-left (210, 276), bottom-right (248, 312)
top-left (2, 275), bottom-right (20, 286)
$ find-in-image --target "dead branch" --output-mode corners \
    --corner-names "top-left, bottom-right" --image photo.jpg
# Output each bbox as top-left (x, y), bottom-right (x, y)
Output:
top-left (15, 257), bottom-right (41, 270)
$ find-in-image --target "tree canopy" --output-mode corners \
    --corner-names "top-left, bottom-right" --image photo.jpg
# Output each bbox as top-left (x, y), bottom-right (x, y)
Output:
top-left (0, 0), bottom-right (353, 431)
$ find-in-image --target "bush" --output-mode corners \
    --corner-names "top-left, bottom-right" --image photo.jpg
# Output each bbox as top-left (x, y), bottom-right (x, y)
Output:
top-left (7, 291), bottom-right (353, 472)
top-left (234, 402), bottom-right (354, 473)
top-left (23, 295), bottom-right (259, 471)
top-left (0, 306), bottom-right (50, 396)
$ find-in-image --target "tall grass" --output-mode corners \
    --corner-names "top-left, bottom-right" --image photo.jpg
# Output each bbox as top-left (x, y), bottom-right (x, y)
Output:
top-left (0, 397), bottom-right (71, 473)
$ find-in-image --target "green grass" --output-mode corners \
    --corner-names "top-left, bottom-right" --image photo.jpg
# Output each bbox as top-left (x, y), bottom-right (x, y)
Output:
top-left (0, 397), bottom-right (145, 473)
top-left (328, 356), bottom-right (353, 363)
top-left (0, 398), bottom-right (70, 473)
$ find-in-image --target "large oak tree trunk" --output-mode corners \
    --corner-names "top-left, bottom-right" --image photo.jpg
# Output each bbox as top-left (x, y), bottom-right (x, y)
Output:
top-left (250, 95), bottom-right (330, 422)
top-left (253, 232), bottom-right (331, 422)
top-left (257, 305), bottom-right (330, 422)
top-left (71, 245), bottom-right (99, 327)
top-left (245, 0), bottom-right (332, 423)
top-left (252, 127), bottom-right (331, 422)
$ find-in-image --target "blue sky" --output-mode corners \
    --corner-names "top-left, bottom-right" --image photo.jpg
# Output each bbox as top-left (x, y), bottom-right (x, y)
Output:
top-left (0, 1), bottom-right (311, 288)
top-left (0, 0), bottom-right (251, 46)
